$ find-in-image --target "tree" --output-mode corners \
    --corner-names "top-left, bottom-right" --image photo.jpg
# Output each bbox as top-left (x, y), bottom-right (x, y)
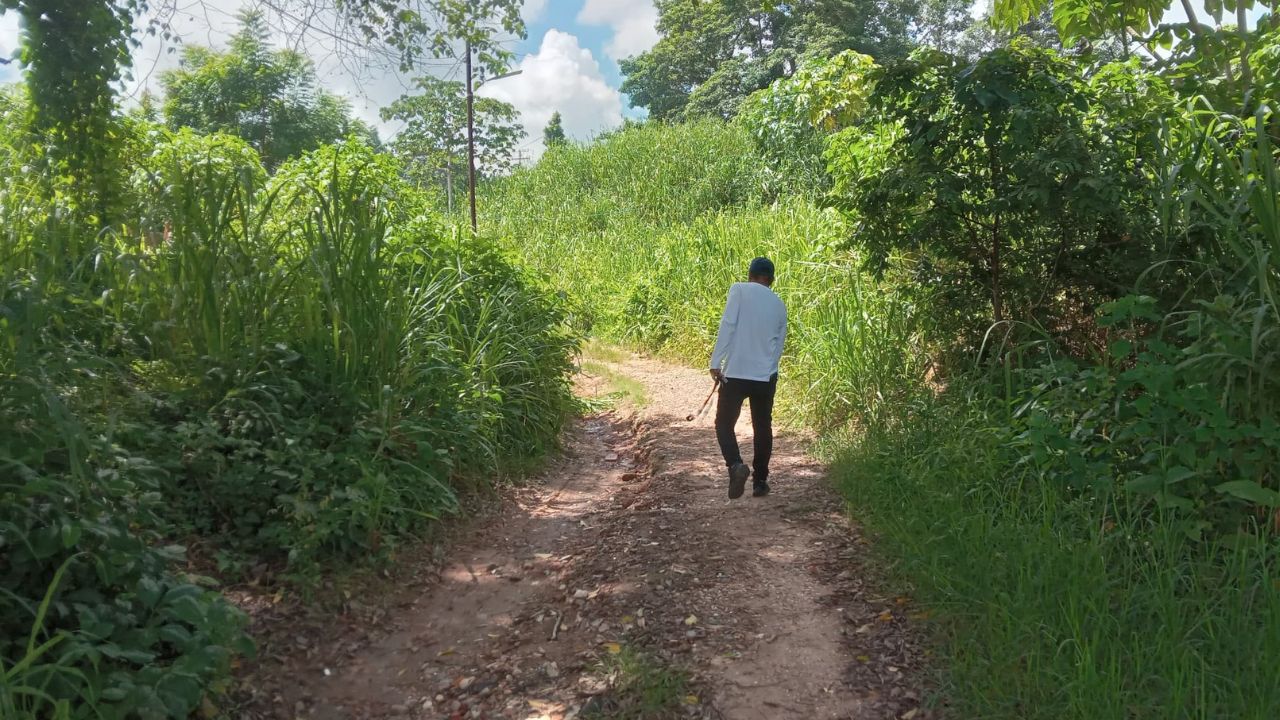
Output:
top-left (380, 76), bottom-right (521, 211)
top-left (991, 0), bottom-right (1271, 109)
top-left (619, 0), bottom-right (927, 122)
top-left (916, 0), bottom-right (984, 53)
top-left (161, 11), bottom-right (375, 169)
top-left (738, 50), bottom-right (878, 194)
top-left (543, 111), bottom-right (567, 147)
top-left (824, 42), bottom-right (1155, 334)
top-left (2, 0), bottom-right (140, 221)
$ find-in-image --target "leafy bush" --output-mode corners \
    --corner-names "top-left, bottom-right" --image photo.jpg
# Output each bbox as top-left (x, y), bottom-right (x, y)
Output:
top-left (131, 127), bottom-right (268, 238)
top-left (1006, 103), bottom-right (1280, 532)
top-left (1008, 294), bottom-right (1279, 533)
top-left (737, 50), bottom-right (877, 196)
top-left (825, 80), bottom-right (1280, 720)
top-left (1, 248), bottom-right (251, 719)
top-left (2, 130), bottom-right (576, 717)
top-left (741, 44), bottom-right (1177, 352)
top-left (833, 43), bottom-right (1160, 337)
top-left (126, 140), bottom-right (578, 567)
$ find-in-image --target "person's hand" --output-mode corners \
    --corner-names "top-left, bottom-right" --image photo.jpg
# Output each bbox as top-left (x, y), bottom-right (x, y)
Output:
top-left (709, 368), bottom-right (724, 383)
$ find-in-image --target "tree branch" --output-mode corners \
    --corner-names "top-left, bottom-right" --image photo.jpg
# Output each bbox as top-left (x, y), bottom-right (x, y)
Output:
top-left (1178, 0), bottom-right (1207, 35)
top-left (1237, 0), bottom-right (1253, 101)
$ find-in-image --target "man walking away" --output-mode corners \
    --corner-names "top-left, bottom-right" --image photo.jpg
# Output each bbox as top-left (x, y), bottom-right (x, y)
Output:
top-left (709, 257), bottom-right (787, 499)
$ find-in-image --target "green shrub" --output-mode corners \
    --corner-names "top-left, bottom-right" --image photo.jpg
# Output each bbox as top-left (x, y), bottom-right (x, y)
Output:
top-left (131, 127), bottom-right (268, 238)
top-left (128, 140), bottom-right (578, 568)
top-left (2, 132), bottom-right (577, 717)
top-left (826, 95), bottom-right (1280, 718)
top-left (0, 253), bottom-right (250, 719)
top-left (1006, 294), bottom-right (1279, 533)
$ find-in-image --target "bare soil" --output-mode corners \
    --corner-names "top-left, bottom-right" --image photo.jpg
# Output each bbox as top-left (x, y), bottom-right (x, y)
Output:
top-left (232, 353), bottom-right (934, 720)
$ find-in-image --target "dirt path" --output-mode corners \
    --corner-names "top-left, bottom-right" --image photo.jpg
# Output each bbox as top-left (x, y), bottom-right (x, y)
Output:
top-left (238, 353), bottom-right (931, 720)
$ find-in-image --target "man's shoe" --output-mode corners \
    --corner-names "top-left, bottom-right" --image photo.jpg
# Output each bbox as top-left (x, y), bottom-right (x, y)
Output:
top-left (752, 479), bottom-right (771, 497)
top-left (728, 463), bottom-right (749, 499)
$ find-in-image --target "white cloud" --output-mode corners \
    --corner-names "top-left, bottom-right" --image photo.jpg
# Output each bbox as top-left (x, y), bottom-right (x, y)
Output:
top-left (478, 29), bottom-right (622, 160)
top-left (522, 0), bottom-right (549, 23)
top-left (576, 0), bottom-right (659, 61)
top-left (0, 11), bottom-right (20, 84)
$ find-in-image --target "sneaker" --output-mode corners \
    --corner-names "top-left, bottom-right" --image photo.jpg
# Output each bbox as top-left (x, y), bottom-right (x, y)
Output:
top-left (752, 479), bottom-right (771, 497)
top-left (728, 463), bottom-right (749, 499)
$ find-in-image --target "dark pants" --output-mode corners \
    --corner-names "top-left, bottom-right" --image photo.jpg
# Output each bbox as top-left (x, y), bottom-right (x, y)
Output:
top-left (714, 375), bottom-right (777, 481)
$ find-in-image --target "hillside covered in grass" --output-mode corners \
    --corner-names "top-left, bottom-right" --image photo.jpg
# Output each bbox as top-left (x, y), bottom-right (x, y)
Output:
top-left (486, 121), bottom-right (927, 431)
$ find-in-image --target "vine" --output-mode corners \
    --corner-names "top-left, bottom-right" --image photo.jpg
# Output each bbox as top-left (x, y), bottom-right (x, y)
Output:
top-left (3, 0), bottom-right (146, 222)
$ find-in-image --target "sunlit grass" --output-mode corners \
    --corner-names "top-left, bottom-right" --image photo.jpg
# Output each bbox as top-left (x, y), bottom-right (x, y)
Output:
top-left (582, 646), bottom-right (694, 720)
top-left (581, 360), bottom-right (648, 408)
top-left (486, 126), bottom-right (928, 431)
top-left (583, 339), bottom-right (631, 364)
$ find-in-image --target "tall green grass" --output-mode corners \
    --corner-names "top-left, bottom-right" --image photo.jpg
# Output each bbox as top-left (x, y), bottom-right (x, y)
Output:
top-left (832, 387), bottom-right (1280, 719)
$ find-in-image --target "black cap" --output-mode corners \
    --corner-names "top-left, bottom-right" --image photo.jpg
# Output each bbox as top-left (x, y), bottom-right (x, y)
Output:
top-left (748, 257), bottom-right (775, 278)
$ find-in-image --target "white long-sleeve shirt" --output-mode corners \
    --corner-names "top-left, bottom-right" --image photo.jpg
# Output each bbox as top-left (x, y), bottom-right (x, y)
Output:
top-left (709, 281), bottom-right (788, 382)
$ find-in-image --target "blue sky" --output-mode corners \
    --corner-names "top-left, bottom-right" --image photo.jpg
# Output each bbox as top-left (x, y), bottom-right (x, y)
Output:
top-left (475, 0), bottom-right (661, 156)
top-left (522, 1), bottom-right (631, 90)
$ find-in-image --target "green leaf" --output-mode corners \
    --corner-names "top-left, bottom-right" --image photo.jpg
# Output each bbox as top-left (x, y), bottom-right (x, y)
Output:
top-left (1125, 474), bottom-right (1163, 494)
top-left (1155, 494), bottom-right (1195, 511)
top-left (158, 624), bottom-right (194, 646)
top-left (1215, 481), bottom-right (1280, 507)
top-left (99, 643), bottom-right (157, 664)
top-left (1108, 340), bottom-right (1133, 360)
top-left (167, 595), bottom-right (209, 627)
top-left (60, 521), bottom-right (82, 549)
top-left (137, 577), bottom-right (164, 609)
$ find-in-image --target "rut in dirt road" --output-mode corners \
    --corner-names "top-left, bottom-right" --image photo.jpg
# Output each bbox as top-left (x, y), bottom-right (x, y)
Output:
top-left (244, 354), bottom-right (931, 720)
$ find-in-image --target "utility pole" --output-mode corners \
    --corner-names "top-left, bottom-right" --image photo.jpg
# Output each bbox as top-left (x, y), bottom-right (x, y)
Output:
top-left (464, 25), bottom-right (520, 234)
top-left (465, 39), bottom-right (478, 233)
